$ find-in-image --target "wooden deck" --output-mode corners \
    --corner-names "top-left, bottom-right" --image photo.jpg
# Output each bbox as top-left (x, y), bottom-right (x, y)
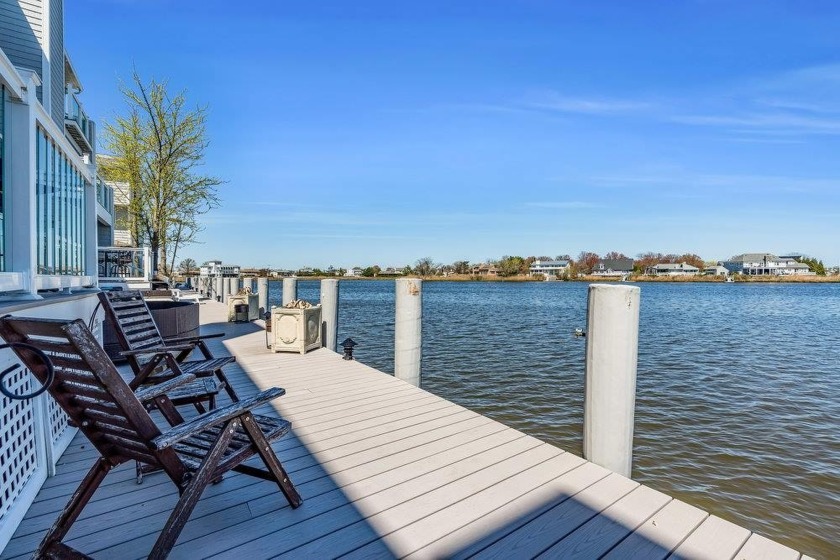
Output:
top-left (1, 301), bottom-right (809, 559)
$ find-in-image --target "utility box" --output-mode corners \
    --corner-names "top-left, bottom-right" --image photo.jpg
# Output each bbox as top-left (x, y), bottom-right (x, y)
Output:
top-left (227, 293), bottom-right (260, 322)
top-left (270, 305), bottom-right (322, 354)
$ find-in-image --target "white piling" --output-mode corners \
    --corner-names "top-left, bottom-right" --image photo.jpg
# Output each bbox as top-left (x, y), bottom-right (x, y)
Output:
top-left (320, 279), bottom-right (339, 351)
top-left (282, 278), bottom-right (297, 306)
top-left (583, 283), bottom-right (641, 478)
top-left (242, 277), bottom-right (253, 293)
top-left (258, 277), bottom-right (269, 315)
top-left (395, 278), bottom-right (422, 387)
top-left (215, 276), bottom-right (224, 302)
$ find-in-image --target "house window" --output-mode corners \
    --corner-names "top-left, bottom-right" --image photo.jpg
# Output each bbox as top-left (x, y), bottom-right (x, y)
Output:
top-left (36, 127), bottom-right (86, 275)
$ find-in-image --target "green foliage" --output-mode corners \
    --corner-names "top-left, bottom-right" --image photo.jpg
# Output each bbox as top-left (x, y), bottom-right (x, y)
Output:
top-left (101, 72), bottom-right (223, 276)
top-left (497, 255), bottom-right (525, 277)
top-left (797, 256), bottom-right (826, 276)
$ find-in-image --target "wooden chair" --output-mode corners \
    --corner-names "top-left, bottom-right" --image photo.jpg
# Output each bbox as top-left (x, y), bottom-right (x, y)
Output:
top-left (0, 315), bottom-right (302, 560)
top-left (98, 290), bottom-right (239, 405)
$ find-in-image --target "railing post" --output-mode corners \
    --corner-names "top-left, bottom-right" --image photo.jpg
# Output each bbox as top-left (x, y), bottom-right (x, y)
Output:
top-left (583, 284), bottom-right (640, 478)
top-left (282, 278), bottom-right (297, 306)
top-left (258, 277), bottom-right (269, 315)
top-left (395, 278), bottom-right (422, 387)
top-left (215, 276), bottom-right (224, 302)
top-left (220, 276), bottom-right (229, 303)
top-left (320, 279), bottom-right (339, 351)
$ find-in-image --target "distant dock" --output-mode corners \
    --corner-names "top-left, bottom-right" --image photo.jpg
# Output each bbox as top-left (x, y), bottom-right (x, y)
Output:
top-left (2, 301), bottom-right (809, 559)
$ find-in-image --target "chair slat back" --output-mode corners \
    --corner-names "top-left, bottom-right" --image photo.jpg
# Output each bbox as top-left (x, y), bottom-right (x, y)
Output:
top-left (98, 290), bottom-right (165, 370)
top-left (0, 317), bottom-right (168, 467)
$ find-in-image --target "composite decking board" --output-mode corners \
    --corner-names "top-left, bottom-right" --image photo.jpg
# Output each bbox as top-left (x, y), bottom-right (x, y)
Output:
top-left (201, 437), bottom-right (553, 559)
top-left (668, 514), bottom-right (752, 560)
top-left (342, 451), bottom-right (589, 559)
top-left (461, 471), bottom-right (640, 559)
top-left (161, 427), bottom-right (529, 559)
top-left (405, 461), bottom-right (613, 560)
top-left (536, 485), bottom-right (673, 559)
top-left (735, 533), bottom-right (802, 560)
top-left (3, 301), bottom-right (804, 560)
top-left (601, 498), bottom-right (708, 560)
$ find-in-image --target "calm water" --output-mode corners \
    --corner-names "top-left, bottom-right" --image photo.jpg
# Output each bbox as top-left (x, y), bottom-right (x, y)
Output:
top-left (269, 280), bottom-right (840, 557)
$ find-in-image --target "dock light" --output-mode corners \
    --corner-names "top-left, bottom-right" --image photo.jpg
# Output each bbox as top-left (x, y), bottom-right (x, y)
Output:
top-left (341, 338), bottom-right (357, 360)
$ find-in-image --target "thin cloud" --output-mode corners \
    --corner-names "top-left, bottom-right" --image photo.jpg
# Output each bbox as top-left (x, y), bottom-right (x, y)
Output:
top-left (523, 201), bottom-right (602, 209)
top-left (523, 93), bottom-right (652, 115)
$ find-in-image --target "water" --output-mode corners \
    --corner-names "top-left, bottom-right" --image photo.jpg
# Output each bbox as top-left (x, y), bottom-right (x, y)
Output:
top-left (269, 280), bottom-right (840, 557)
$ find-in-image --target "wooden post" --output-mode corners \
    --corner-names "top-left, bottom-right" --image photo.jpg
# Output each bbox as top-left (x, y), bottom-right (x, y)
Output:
top-left (215, 276), bottom-right (225, 302)
top-left (395, 278), bottom-right (422, 387)
top-left (241, 277), bottom-right (253, 293)
top-left (583, 283), bottom-right (640, 478)
top-left (282, 278), bottom-right (297, 306)
top-left (320, 279), bottom-right (339, 351)
top-left (257, 277), bottom-right (269, 316)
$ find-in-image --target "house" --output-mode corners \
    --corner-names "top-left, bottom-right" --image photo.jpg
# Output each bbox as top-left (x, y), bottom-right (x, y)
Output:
top-left (199, 260), bottom-right (241, 277)
top-left (529, 259), bottom-right (570, 278)
top-left (471, 263), bottom-right (499, 276)
top-left (344, 267), bottom-right (363, 277)
top-left (0, 0), bottom-right (116, 548)
top-left (704, 265), bottom-right (729, 276)
top-left (721, 253), bottom-right (814, 276)
top-left (592, 258), bottom-right (634, 276)
top-left (649, 262), bottom-right (700, 276)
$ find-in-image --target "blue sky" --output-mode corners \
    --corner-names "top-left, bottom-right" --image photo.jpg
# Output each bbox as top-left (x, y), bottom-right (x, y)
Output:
top-left (68, 1), bottom-right (840, 269)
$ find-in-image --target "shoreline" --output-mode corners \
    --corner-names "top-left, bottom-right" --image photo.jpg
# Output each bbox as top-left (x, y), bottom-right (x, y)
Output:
top-left (264, 274), bottom-right (840, 283)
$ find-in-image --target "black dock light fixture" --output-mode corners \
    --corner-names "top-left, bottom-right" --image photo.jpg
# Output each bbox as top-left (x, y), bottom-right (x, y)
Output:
top-left (341, 338), bottom-right (357, 360)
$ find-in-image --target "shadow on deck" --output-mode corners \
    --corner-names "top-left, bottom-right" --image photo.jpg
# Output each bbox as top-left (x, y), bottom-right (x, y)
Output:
top-left (1, 304), bottom-right (802, 559)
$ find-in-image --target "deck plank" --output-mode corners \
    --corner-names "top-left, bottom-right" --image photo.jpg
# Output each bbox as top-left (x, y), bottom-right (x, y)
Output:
top-left (1, 301), bottom-right (806, 560)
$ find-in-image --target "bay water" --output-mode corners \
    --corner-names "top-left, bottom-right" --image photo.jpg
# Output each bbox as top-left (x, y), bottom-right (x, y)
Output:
top-left (269, 280), bottom-right (839, 557)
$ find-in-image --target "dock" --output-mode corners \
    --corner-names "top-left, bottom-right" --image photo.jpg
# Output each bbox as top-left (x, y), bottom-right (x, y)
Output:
top-left (1, 301), bottom-right (809, 559)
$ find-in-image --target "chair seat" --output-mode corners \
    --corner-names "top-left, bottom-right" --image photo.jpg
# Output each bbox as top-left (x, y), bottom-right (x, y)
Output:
top-left (166, 378), bottom-right (223, 404)
top-left (178, 356), bottom-right (236, 377)
top-left (174, 415), bottom-right (292, 471)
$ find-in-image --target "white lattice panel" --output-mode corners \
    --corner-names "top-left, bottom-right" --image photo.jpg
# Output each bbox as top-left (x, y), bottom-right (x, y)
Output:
top-left (47, 397), bottom-right (70, 448)
top-left (0, 367), bottom-right (39, 521)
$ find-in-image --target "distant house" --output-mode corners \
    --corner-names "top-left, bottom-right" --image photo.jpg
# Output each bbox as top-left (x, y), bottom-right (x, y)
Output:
top-left (649, 262), bottom-right (700, 276)
top-left (592, 258), bottom-right (634, 276)
top-left (529, 260), bottom-right (570, 278)
top-left (199, 260), bottom-right (241, 277)
top-left (344, 267), bottom-right (363, 277)
top-left (721, 253), bottom-right (814, 276)
top-left (471, 263), bottom-right (499, 276)
top-left (704, 265), bottom-right (729, 276)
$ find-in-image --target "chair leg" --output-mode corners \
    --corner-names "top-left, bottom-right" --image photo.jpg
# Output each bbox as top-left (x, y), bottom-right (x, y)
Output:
top-left (147, 418), bottom-right (239, 560)
top-left (37, 458), bottom-right (112, 556)
top-left (240, 412), bottom-right (302, 508)
top-left (216, 369), bottom-right (239, 402)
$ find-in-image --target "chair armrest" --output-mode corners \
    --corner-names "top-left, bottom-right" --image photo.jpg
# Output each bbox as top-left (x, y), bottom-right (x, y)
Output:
top-left (120, 345), bottom-right (195, 357)
top-left (151, 387), bottom-right (286, 450)
top-left (134, 374), bottom-right (198, 402)
top-left (164, 332), bottom-right (225, 344)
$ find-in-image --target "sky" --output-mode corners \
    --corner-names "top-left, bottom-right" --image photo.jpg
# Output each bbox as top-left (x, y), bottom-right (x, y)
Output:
top-left (67, 1), bottom-right (840, 270)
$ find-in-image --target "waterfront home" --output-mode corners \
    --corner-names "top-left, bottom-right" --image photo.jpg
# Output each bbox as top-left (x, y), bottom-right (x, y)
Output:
top-left (529, 259), bottom-right (570, 278)
top-left (344, 266), bottom-right (363, 277)
top-left (721, 253), bottom-right (814, 275)
top-left (199, 259), bottom-right (241, 277)
top-left (648, 262), bottom-right (700, 276)
top-left (0, 0), bottom-right (114, 549)
top-left (704, 264), bottom-right (729, 276)
top-left (591, 257), bottom-right (634, 276)
top-left (471, 263), bottom-right (499, 276)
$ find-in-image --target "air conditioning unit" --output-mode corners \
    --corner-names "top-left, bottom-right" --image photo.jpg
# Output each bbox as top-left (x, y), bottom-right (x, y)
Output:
top-left (270, 305), bottom-right (322, 354)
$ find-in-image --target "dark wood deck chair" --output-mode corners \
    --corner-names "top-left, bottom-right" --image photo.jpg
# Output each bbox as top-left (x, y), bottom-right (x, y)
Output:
top-left (98, 290), bottom-right (239, 404)
top-left (0, 316), bottom-right (302, 560)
